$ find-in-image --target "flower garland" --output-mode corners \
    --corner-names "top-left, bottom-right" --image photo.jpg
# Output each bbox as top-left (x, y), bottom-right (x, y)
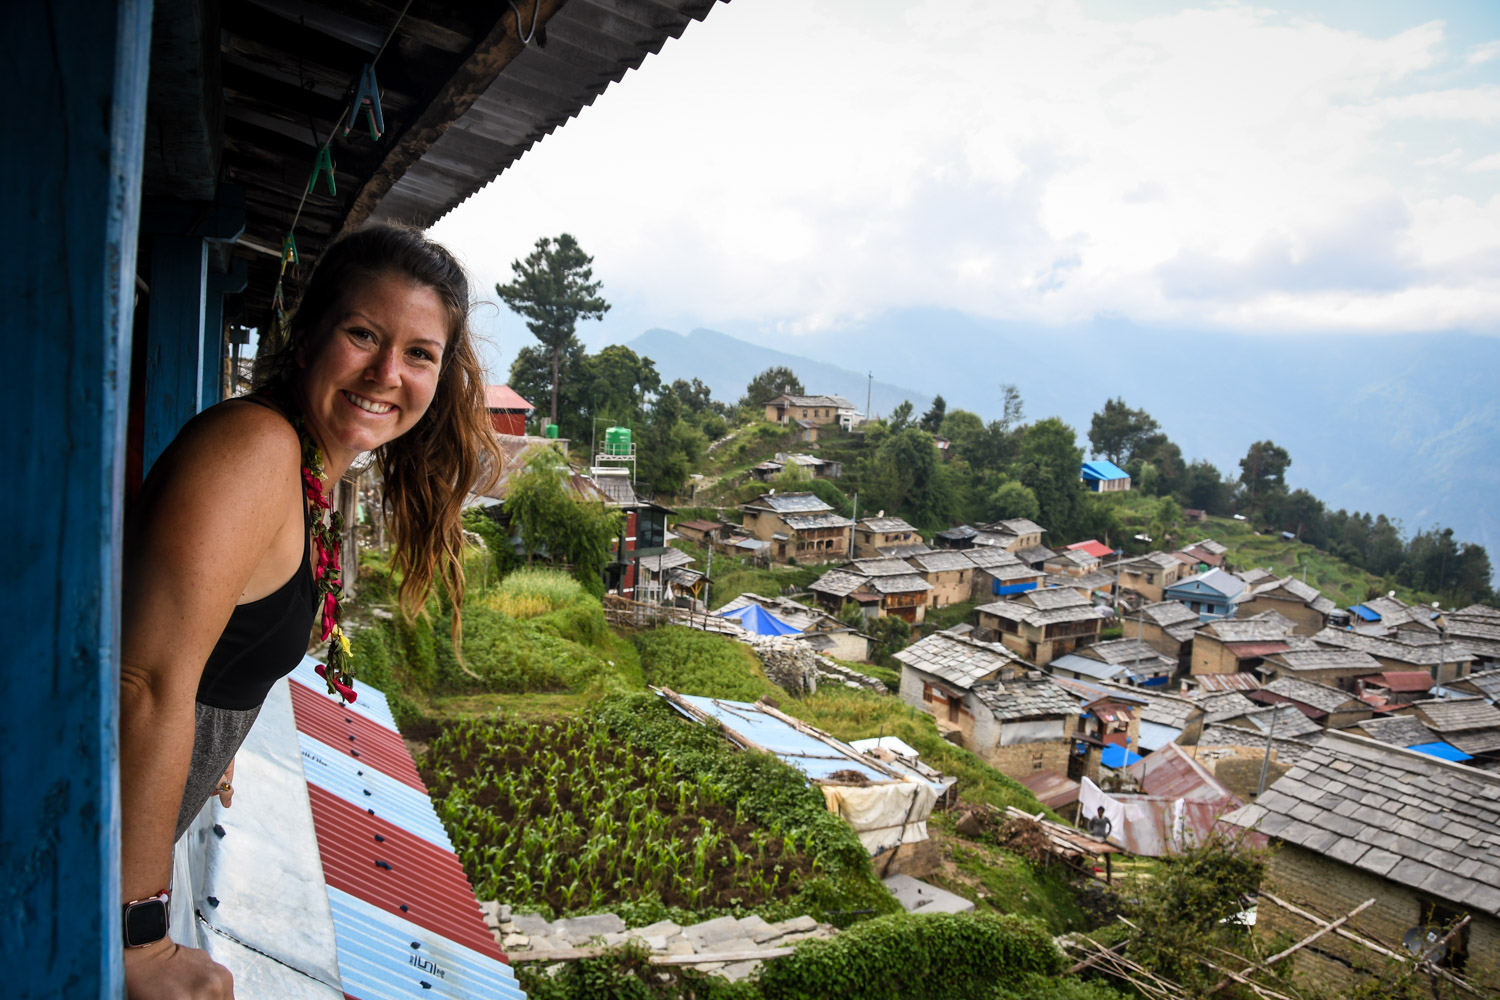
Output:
top-left (296, 418), bottom-right (357, 703)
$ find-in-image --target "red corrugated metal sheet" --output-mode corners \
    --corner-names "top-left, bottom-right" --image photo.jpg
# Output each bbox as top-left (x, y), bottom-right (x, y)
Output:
top-left (1224, 641), bottom-right (1291, 657)
top-left (1018, 769), bottom-right (1080, 810)
top-left (1066, 540), bottom-right (1114, 558)
top-left (485, 385), bottom-right (534, 411)
top-left (307, 784), bottom-right (503, 960)
top-left (290, 682), bottom-right (426, 792)
top-left (1368, 671), bottom-right (1433, 693)
top-left (1127, 743), bottom-right (1239, 804)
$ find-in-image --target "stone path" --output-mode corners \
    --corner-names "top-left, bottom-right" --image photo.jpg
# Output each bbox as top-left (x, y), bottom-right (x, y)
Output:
top-left (478, 904), bottom-right (837, 983)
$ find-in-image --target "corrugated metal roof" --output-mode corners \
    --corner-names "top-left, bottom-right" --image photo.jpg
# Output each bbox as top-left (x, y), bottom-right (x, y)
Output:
top-left (666, 694), bottom-right (894, 784)
top-left (1223, 640), bottom-right (1292, 657)
top-left (1127, 743), bottom-right (1238, 804)
top-left (1081, 460), bottom-right (1130, 480)
top-left (484, 385), bottom-right (534, 412)
top-left (291, 657), bottom-right (403, 731)
top-left (298, 732), bottom-right (455, 851)
top-left (1137, 721), bottom-right (1184, 752)
top-left (290, 680), bottom-right (427, 792)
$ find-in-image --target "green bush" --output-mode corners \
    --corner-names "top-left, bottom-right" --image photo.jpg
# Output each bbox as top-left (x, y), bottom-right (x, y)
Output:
top-left (516, 940), bottom-right (759, 1000)
top-left (755, 911), bottom-right (1062, 1000)
top-left (633, 627), bottom-right (783, 701)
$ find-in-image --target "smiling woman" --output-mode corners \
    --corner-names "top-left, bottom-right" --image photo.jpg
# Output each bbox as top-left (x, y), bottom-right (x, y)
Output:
top-left (119, 224), bottom-right (501, 998)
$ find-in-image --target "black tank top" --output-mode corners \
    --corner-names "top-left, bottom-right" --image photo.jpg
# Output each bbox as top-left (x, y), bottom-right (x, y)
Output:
top-left (195, 399), bottom-right (319, 710)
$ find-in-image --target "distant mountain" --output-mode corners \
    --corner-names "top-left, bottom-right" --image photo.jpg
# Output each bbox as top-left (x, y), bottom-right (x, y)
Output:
top-left (624, 327), bottom-right (934, 418)
top-left (622, 314), bottom-right (1500, 579)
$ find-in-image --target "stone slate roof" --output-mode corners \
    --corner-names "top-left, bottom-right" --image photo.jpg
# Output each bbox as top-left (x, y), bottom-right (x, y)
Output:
top-left (895, 633), bottom-right (1022, 689)
top-left (1197, 692), bottom-right (1266, 723)
top-left (809, 570), bottom-right (867, 598)
top-left (1460, 668), bottom-right (1500, 702)
top-left (1044, 570), bottom-right (1116, 592)
top-left (1444, 619), bottom-right (1500, 659)
top-left (1141, 601), bottom-right (1201, 628)
top-left (1356, 715), bottom-right (1439, 748)
top-left (1024, 588), bottom-right (1092, 611)
top-left (989, 518), bottom-right (1046, 537)
top-left (767, 393), bottom-right (853, 409)
top-left (849, 558), bottom-right (917, 577)
top-left (1080, 638), bottom-right (1175, 670)
top-left (1223, 732), bottom-right (1500, 919)
top-left (974, 530), bottom-right (1019, 549)
top-left (908, 550), bottom-right (977, 574)
top-left (1236, 704), bottom-right (1327, 738)
top-left (1240, 568), bottom-right (1276, 587)
top-left (1198, 724), bottom-right (1320, 765)
top-left (1311, 628), bottom-right (1478, 666)
top-left (876, 543), bottom-right (933, 559)
top-left (963, 548), bottom-right (1023, 570)
top-left (977, 600), bottom-right (1103, 628)
top-left (989, 564), bottom-right (1044, 582)
top-left (935, 525), bottom-right (978, 542)
top-left (1126, 552), bottom-right (1184, 572)
top-left (1263, 677), bottom-right (1360, 713)
top-left (858, 516), bottom-right (917, 533)
top-left (1015, 545), bottom-right (1058, 565)
top-left (745, 492), bottom-right (831, 514)
top-left (1051, 675), bottom-right (1149, 708)
top-left (866, 574), bottom-right (933, 595)
top-left (1414, 697), bottom-right (1500, 733)
top-left (782, 512), bottom-right (855, 531)
top-left (1269, 648), bottom-right (1384, 673)
top-left (1252, 576), bottom-right (1336, 615)
top-left (1201, 619), bottom-right (1294, 643)
top-left (973, 676), bottom-right (1078, 722)
top-left (1098, 681), bottom-right (1202, 729)
top-left (1193, 539), bottom-right (1228, 556)
top-left (1049, 550), bottom-right (1099, 568)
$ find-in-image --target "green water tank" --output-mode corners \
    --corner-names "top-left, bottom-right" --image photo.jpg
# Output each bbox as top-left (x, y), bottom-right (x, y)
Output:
top-left (544, 423), bottom-right (559, 439)
top-left (604, 426), bottom-right (632, 455)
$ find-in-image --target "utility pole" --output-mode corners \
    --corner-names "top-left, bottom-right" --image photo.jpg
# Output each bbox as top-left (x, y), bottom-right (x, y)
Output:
top-left (849, 492), bottom-right (859, 558)
top-left (1256, 705), bottom-right (1280, 797)
top-left (866, 371), bottom-right (873, 426)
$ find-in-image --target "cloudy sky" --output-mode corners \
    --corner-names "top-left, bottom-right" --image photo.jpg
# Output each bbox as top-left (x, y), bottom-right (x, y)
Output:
top-left (431, 0), bottom-right (1500, 370)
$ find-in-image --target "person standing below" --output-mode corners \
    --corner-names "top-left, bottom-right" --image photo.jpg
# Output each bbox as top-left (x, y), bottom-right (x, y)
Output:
top-left (119, 224), bottom-right (500, 998)
top-left (1088, 805), bottom-right (1114, 842)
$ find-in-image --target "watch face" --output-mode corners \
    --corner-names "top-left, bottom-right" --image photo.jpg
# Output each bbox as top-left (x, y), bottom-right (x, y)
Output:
top-left (124, 899), bottom-right (169, 947)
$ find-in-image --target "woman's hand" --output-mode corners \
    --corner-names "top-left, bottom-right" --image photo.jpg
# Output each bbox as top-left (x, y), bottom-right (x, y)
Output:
top-left (124, 938), bottom-right (234, 999)
top-left (216, 758), bottom-right (235, 809)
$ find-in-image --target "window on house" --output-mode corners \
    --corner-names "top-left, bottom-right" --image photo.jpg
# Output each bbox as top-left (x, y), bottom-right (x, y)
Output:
top-left (1146, 574), bottom-right (1156, 585)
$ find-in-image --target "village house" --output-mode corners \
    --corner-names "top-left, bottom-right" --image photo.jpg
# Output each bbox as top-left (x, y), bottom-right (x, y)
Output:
top-left (762, 393), bottom-right (857, 429)
top-left (1163, 567), bottom-right (1246, 622)
top-left (967, 677), bottom-right (1081, 779)
top-left (1014, 544), bottom-right (1060, 570)
top-left (1215, 701), bottom-right (1326, 741)
top-left (1080, 459), bottom-right (1132, 492)
top-left (1224, 733), bottom-right (1500, 992)
top-left (1261, 647), bottom-right (1386, 691)
top-left (970, 517), bottom-right (1047, 553)
top-left (1051, 676), bottom-right (1145, 751)
top-left (808, 559), bottom-right (933, 624)
top-left (975, 589), bottom-right (1104, 666)
top-left (1348, 714), bottom-right (1440, 751)
top-left (634, 549), bottom-right (699, 607)
top-left (484, 384), bottom-right (534, 436)
top-left (1235, 576), bottom-right (1336, 634)
top-left (896, 631), bottom-right (1029, 743)
top-left (1347, 594), bottom-right (1437, 632)
top-left (1446, 666), bottom-right (1500, 703)
top-left (1249, 676), bottom-right (1374, 730)
top-left (1177, 538), bottom-right (1227, 569)
top-left (1122, 600), bottom-right (1201, 671)
top-left (933, 525), bottom-right (979, 550)
top-left (1042, 570), bottom-right (1117, 603)
top-left (1309, 627), bottom-right (1477, 684)
top-left (1352, 670), bottom-right (1433, 708)
top-left (1113, 552), bottom-right (1186, 603)
top-left (1404, 698), bottom-right (1500, 766)
top-left (852, 515), bottom-right (923, 559)
top-left (1442, 604), bottom-right (1500, 668)
top-left (906, 550), bottom-right (978, 608)
top-left (1097, 681), bottom-right (1206, 751)
top-left (962, 547), bottom-right (1042, 599)
top-left (750, 452), bottom-right (843, 483)
top-left (738, 491), bottom-right (853, 564)
top-left (1044, 548), bottom-right (1102, 576)
top-left (1191, 615), bottom-right (1302, 678)
top-left (713, 592), bottom-right (871, 661)
top-left (1050, 638), bottom-right (1177, 689)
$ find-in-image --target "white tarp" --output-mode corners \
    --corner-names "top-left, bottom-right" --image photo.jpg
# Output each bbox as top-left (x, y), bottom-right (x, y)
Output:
top-left (821, 777), bottom-right (937, 854)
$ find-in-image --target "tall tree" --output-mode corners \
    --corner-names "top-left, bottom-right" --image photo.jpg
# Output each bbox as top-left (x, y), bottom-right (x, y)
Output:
top-left (495, 234), bottom-right (610, 426)
top-left (1178, 459), bottom-right (1228, 514)
top-left (1088, 398), bottom-right (1160, 465)
top-left (887, 400), bottom-right (915, 432)
top-left (738, 366), bottom-right (804, 413)
top-left (508, 341), bottom-right (588, 439)
top-left (1237, 440), bottom-right (1292, 518)
top-left (1011, 417), bottom-right (1085, 539)
top-left (919, 394), bottom-right (947, 434)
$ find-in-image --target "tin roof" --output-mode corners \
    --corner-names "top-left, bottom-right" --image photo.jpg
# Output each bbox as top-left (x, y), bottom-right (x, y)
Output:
top-left (1080, 460), bottom-right (1130, 481)
top-left (1127, 742), bottom-right (1240, 805)
top-left (1362, 671), bottom-right (1433, 693)
top-left (484, 385), bottom-right (534, 411)
top-left (1066, 540), bottom-right (1114, 558)
top-left (1017, 770), bottom-right (1081, 809)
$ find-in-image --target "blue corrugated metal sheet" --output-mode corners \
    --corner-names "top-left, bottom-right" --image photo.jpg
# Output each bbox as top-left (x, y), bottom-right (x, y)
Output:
top-left (995, 580), bottom-right (1038, 595)
top-left (668, 694), bottom-right (891, 783)
top-left (1406, 741), bottom-right (1473, 762)
top-left (298, 732), bottom-right (455, 850)
top-left (327, 887), bottom-right (526, 1000)
top-left (1348, 604), bottom-right (1380, 622)
top-left (1081, 460), bottom-right (1130, 481)
top-left (290, 655), bottom-right (402, 732)
top-left (1101, 745), bottom-right (1143, 768)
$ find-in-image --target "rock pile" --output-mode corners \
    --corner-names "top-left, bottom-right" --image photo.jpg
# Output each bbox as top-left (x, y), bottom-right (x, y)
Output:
top-left (750, 637), bottom-right (820, 695)
top-left (814, 655), bottom-right (888, 694)
top-left (477, 904), bottom-right (837, 984)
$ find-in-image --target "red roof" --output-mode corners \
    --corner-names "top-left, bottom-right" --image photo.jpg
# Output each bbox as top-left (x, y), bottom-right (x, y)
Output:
top-left (1224, 641), bottom-right (1291, 658)
top-left (1066, 540), bottom-right (1114, 559)
top-left (1364, 671), bottom-right (1433, 693)
top-left (1018, 769), bottom-right (1080, 809)
top-left (484, 384), bottom-right (534, 411)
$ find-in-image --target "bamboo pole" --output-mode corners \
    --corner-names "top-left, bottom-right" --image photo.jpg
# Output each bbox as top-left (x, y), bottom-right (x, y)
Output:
top-left (1205, 898), bottom-right (1375, 995)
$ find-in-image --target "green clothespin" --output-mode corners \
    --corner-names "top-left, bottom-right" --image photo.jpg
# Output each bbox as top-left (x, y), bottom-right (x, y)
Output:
top-left (280, 232), bottom-right (299, 270)
top-left (345, 64), bottom-right (385, 140)
top-left (309, 144), bottom-right (336, 196)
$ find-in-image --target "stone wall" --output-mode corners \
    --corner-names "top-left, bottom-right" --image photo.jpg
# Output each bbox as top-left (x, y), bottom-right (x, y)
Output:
top-left (752, 636), bottom-right (820, 695)
top-left (982, 739), bottom-right (1071, 780)
top-left (814, 654), bottom-right (888, 694)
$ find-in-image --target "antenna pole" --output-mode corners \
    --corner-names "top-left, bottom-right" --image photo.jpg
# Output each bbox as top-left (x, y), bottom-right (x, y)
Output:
top-left (1256, 704), bottom-right (1280, 796)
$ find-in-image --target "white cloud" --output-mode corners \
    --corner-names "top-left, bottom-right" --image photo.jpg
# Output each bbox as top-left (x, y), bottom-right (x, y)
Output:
top-left (1466, 151), bottom-right (1500, 171)
top-left (1469, 40), bottom-right (1500, 65)
top-left (1417, 148), bottom-right (1464, 166)
top-left (433, 0), bottom-right (1500, 339)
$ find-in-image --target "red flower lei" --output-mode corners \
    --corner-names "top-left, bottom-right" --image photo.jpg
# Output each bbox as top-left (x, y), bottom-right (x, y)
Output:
top-left (296, 418), bottom-right (357, 703)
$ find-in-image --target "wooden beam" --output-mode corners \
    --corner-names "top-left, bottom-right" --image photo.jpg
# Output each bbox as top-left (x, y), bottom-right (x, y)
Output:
top-left (1205, 898), bottom-right (1374, 996)
top-left (339, 0), bottom-right (571, 233)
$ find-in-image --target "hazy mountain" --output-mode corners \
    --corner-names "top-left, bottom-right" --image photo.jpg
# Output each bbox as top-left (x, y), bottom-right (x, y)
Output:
top-left (624, 315), bottom-right (1500, 574)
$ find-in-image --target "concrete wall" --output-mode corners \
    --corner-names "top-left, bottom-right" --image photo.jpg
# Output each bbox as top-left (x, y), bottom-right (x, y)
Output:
top-left (1259, 843), bottom-right (1500, 991)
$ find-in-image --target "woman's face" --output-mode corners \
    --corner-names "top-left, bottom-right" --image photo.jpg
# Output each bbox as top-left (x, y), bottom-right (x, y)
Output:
top-left (297, 274), bottom-right (449, 470)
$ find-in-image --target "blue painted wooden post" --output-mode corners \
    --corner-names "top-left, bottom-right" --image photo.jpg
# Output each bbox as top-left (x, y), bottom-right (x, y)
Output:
top-left (144, 234), bottom-right (208, 472)
top-left (204, 258), bottom-right (249, 406)
top-left (0, 1), bottom-right (152, 996)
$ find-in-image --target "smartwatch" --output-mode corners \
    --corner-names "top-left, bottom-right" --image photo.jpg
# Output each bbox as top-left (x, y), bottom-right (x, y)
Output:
top-left (123, 891), bottom-right (171, 948)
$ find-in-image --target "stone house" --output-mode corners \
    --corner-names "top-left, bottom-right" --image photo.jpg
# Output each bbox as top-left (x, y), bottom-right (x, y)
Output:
top-left (1050, 638), bottom-right (1177, 689)
top-left (1261, 647), bottom-right (1386, 691)
top-left (808, 560), bottom-right (932, 624)
top-left (1014, 545), bottom-right (1059, 571)
top-left (933, 525), bottom-right (978, 550)
top-left (1251, 676), bottom-right (1374, 730)
top-left (1050, 676), bottom-right (1145, 751)
top-left (1405, 698), bottom-right (1500, 763)
top-left (1309, 628), bottom-right (1477, 684)
top-left (1442, 605), bottom-right (1500, 668)
top-left (896, 631), bottom-right (1029, 744)
top-left (1191, 616), bottom-right (1300, 677)
top-left (1097, 681), bottom-right (1206, 750)
top-left (970, 676), bottom-right (1081, 779)
top-left (1224, 732), bottom-right (1500, 992)
top-left (906, 550), bottom-right (977, 608)
top-left (751, 452), bottom-right (842, 483)
top-left (1163, 567), bottom-right (1246, 622)
top-left (1234, 576), bottom-right (1335, 635)
top-left (1114, 552), bottom-right (1186, 603)
top-left (852, 516), bottom-right (922, 559)
top-left (1042, 570), bottom-right (1116, 603)
top-left (975, 589), bottom-right (1104, 666)
top-left (738, 492), bottom-right (853, 564)
top-left (963, 547), bottom-right (1043, 599)
top-left (762, 393), bottom-right (856, 429)
top-left (1122, 600), bottom-right (1200, 670)
top-left (1044, 549), bottom-right (1101, 577)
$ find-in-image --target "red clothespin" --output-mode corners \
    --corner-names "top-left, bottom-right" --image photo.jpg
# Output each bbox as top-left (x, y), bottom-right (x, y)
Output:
top-left (280, 233), bottom-right (299, 271)
top-left (309, 144), bottom-right (336, 196)
top-left (345, 63), bottom-right (385, 140)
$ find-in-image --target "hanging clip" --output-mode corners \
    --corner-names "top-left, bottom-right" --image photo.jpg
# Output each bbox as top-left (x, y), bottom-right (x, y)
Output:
top-left (345, 63), bottom-right (385, 140)
top-left (309, 144), bottom-right (336, 196)
top-left (280, 232), bottom-right (299, 271)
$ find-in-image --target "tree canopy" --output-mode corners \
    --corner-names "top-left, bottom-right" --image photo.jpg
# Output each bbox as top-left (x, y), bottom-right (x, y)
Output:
top-left (1088, 398), bottom-right (1160, 466)
top-left (1238, 440), bottom-right (1292, 518)
top-left (738, 366), bottom-right (804, 413)
top-left (495, 233), bottom-right (610, 425)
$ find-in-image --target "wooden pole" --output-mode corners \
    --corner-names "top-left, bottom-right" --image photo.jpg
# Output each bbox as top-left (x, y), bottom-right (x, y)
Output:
top-left (1205, 898), bottom-right (1374, 995)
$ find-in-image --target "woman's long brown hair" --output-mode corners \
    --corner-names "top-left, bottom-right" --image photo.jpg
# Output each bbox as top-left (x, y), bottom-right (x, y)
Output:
top-left (253, 223), bottom-right (501, 641)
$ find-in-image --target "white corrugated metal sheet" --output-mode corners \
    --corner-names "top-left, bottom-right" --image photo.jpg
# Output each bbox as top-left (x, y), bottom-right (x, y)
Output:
top-left (297, 731), bottom-right (455, 850)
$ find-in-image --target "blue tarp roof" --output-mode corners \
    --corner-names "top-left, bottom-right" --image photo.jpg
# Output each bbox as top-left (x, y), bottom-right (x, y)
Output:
top-left (1406, 741), bottom-right (1473, 762)
top-left (1348, 604), bottom-right (1381, 621)
top-left (714, 602), bottom-right (802, 636)
top-left (1101, 744), bottom-right (1144, 769)
top-left (1086, 458), bottom-right (1128, 482)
